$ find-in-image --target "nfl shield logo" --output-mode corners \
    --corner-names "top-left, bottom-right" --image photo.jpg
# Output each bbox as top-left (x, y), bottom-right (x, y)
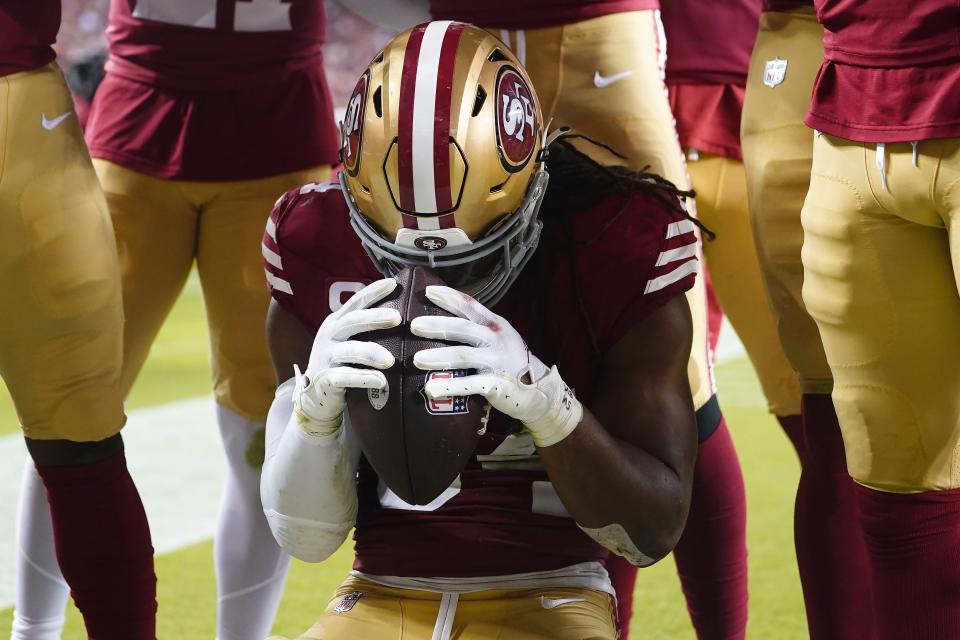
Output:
top-left (763, 58), bottom-right (788, 88)
top-left (423, 370), bottom-right (470, 415)
top-left (334, 591), bottom-right (362, 614)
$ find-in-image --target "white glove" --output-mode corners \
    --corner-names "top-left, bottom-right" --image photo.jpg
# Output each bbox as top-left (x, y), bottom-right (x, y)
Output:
top-left (411, 285), bottom-right (582, 448)
top-left (294, 278), bottom-right (401, 437)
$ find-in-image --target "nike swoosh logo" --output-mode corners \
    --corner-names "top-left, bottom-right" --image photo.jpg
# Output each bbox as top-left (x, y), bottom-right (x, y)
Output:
top-left (540, 595), bottom-right (587, 610)
top-left (593, 70), bottom-right (633, 89)
top-left (41, 111), bottom-right (72, 131)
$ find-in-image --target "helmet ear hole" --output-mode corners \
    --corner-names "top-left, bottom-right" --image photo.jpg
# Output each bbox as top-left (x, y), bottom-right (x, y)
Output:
top-left (487, 48), bottom-right (509, 63)
top-left (373, 86), bottom-right (383, 118)
top-left (489, 182), bottom-right (505, 194)
top-left (471, 86), bottom-right (487, 117)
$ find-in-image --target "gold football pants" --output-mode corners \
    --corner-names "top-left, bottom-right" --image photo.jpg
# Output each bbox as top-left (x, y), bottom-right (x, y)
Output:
top-left (801, 135), bottom-right (960, 492)
top-left (0, 64), bottom-right (125, 441)
top-left (93, 160), bottom-right (330, 421)
top-left (496, 11), bottom-right (715, 411)
top-left (269, 575), bottom-right (617, 640)
top-left (688, 152), bottom-right (801, 416)
top-left (741, 7), bottom-right (830, 395)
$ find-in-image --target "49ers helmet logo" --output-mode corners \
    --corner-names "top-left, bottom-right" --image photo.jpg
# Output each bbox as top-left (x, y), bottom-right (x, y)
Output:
top-left (341, 71), bottom-right (369, 176)
top-left (495, 68), bottom-right (537, 172)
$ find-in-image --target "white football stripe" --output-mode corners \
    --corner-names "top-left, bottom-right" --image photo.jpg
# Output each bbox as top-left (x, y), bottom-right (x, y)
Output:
top-left (666, 219), bottom-right (696, 239)
top-left (411, 21), bottom-right (452, 214)
top-left (265, 270), bottom-right (293, 295)
top-left (644, 258), bottom-right (700, 294)
top-left (655, 241), bottom-right (697, 267)
top-left (265, 217), bottom-right (278, 241)
top-left (261, 242), bottom-right (283, 269)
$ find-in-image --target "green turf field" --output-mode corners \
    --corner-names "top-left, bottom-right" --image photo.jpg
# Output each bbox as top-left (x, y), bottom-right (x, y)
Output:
top-left (0, 273), bottom-right (808, 638)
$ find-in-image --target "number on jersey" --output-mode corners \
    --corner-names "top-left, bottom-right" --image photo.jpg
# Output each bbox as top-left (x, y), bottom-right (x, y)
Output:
top-left (132, 0), bottom-right (293, 32)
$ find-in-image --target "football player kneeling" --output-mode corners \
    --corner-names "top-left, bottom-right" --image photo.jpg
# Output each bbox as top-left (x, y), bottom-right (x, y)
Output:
top-left (260, 22), bottom-right (701, 640)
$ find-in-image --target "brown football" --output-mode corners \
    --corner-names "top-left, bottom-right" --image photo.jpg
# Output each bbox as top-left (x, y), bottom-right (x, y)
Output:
top-left (345, 266), bottom-right (484, 505)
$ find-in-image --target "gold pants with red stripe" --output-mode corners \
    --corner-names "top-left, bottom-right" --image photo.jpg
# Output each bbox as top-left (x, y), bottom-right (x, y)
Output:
top-left (741, 7), bottom-right (830, 395)
top-left (93, 160), bottom-right (330, 421)
top-left (801, 135), bottom-right (960, 492)
top-left (268, 575), bottom-right (617, 640)
top-left (688, 152), bottom-right (801, 417)
top-left (495, 10), bottom-right (715, 411)
top-left (0, 64), bottom-right (126, 441)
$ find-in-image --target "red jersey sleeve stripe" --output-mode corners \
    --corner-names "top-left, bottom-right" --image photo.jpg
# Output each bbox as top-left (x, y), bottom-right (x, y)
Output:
top-left (266, 216), bottom-right (278, 242)
top-left (644, 258), bottom-right (700, 294)
top-left (655, 241), bottom-right (697, 267)
top-left (261, 241), bottom-right (283, 270)
top-left (265, 270), bottom-right (293, 295)
top-left (666, 219), bottom-right (696, 238)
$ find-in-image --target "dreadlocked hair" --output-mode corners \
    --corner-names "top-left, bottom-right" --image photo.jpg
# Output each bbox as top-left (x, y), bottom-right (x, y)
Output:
top-left (533, 132), bottom-right (711, 364)
top-left (540, 133), bottom-right (713, 240)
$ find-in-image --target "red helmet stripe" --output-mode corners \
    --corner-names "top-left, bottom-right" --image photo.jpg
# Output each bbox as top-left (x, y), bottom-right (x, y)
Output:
top-left (398, 24), bottom-right (427, 212)
top-left (432, 22), bottom-right (464, 213)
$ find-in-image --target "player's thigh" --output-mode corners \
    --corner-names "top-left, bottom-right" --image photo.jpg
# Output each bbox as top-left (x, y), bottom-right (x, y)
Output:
top-left (197, 165), bottom-right (330, 420)
top-left (741, 11), bottom-right (829, 393)
top-left (802, 135), bottom-right (960, 491)
top-left (0, 65), bottom-right (124, 441)
top-left (534, 11), bottom-right (687, 187)
top-left (691, 154), bottom-right (801, 416)
top-left (93, 159), bottom-right (198, 396)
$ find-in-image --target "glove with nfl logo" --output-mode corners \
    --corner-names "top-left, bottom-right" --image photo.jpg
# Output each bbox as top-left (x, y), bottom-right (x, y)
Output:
top-left (411, 285), bottom-right (582, 448)
top-left (294, 278), bottom-right (400, 437)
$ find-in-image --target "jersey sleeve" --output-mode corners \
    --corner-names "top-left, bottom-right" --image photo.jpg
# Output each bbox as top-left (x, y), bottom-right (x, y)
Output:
top-left (261, 182), bottom-right (377, 335)
top-left (583, 192), bottom-right (701, 353)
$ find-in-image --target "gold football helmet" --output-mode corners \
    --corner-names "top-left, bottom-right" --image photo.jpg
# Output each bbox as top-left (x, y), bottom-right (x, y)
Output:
top-left (338, 21), bottom-right (548, 305)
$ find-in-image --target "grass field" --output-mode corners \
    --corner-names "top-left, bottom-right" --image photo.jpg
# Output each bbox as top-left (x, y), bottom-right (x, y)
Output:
top-left (0, 273), bottom-right (808, 638)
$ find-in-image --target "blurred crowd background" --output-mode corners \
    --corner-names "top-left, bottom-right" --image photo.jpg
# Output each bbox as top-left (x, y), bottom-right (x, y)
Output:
top-left (55, 0), bottom-right (393, 114)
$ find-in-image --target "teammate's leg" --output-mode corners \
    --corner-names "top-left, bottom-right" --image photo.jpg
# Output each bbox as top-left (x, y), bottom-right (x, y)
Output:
top-left (197, 166), bottom-right (329, 639)
top-left (802, 135), bottom-right (960, 638)
top-left (741, 10), bottom-right (874, 638)
top-left (11, 464), bottom-right (69, 640)
top-left (688, 152), bottom-right (801, 419)
top-left (672, 418), bottom-right (747, 640)
top-left (1, 65), bottom-right (156, 639)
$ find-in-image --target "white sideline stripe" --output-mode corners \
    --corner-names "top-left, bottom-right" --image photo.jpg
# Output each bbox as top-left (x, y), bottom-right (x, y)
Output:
top-left (666, 219), bottom-right (696, 239)
top-left (0, 397), bottom-right (227, 609)
top-left (655, 242), bottom-right (697, 267)
top-left (265, 216), bottom-right (278, 241)
top-left (265, 269), bottom-right (293, 295)
top-left (644, 258), bottom-right (700, 294)
top-left (261, 242), bottom-right (283, 269)
top-left (411, 21), bottom-right (451, 214)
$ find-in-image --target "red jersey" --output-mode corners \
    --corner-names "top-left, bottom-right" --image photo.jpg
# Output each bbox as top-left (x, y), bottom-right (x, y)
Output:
top-left (0, 0), bottom-right (59, 77)
top-left (85, 0), bottom-right (339, 181)
top-left (763, 0), bottom-right (811, 10)
top-left (262, 181), bottom-right (698, 578)
top-left (806, 0), bottom-right (960, 142)
top-left (429, 0), bottom-right (658, 30)
top-left (662, 0), bottom-right (760, 160)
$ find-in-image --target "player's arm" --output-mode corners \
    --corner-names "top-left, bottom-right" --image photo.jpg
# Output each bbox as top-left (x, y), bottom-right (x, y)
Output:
top-left (260, 280), bottom-right (400, 562)
top-left (533, 295), bottom-right (695, 565)
top-left (411, 285), bottom-right (696, 566)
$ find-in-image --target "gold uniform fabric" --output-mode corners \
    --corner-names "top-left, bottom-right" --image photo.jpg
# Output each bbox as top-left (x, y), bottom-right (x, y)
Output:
top-left (688, 152), bottom-right (801, 416)
top-left (495, 10), bottom-right (715, 411)
top-left (801, 135), bottom-right (960, 492)
top-left (93, 160), bottom-right (330, 421)
top-left (0, 64), bottom-right (125, 441)
top-left (741, 8), bottom-right (830, 395)
top-left (269, 576), bottom-right (617, 640)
